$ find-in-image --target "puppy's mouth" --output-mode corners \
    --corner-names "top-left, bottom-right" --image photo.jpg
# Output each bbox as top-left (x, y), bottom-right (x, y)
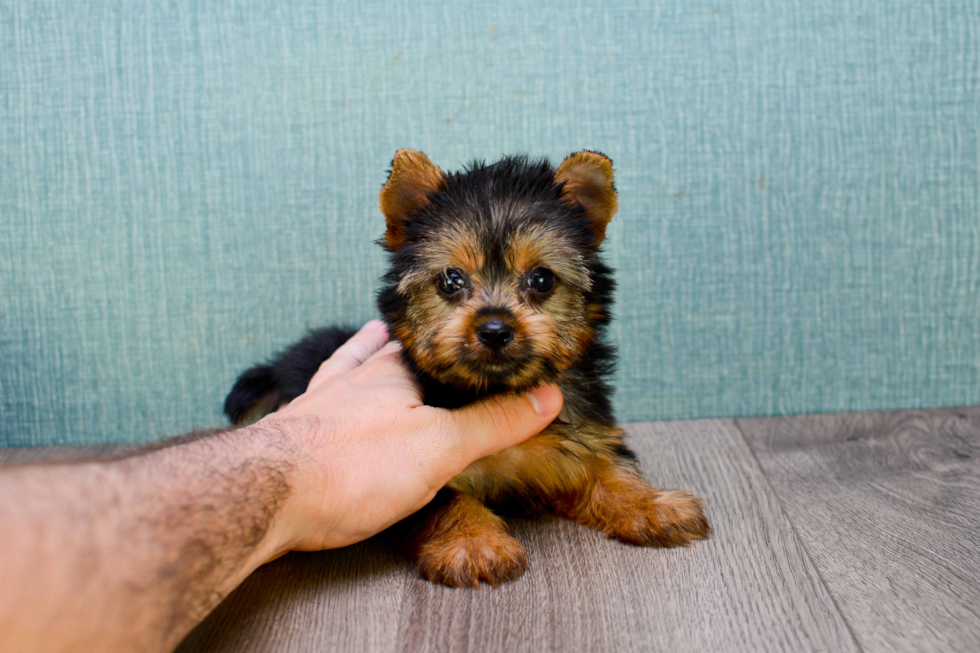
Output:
top-left (454, 342), bottom-right (549, 389)
top-left (471, 360), bottom-right (524, 384)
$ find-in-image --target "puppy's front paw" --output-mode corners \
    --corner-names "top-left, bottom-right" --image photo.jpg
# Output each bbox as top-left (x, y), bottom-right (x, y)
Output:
top-left (562, 467), bottom-right (711, 548)
top-left (417, 529), bottom-right (527, 588)
top-left (606, 488), bottom-right (711, 547)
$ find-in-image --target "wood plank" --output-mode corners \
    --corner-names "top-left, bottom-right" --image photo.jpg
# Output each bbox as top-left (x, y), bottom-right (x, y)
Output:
top-left (177, 541), bottom-right (409, 653)
top-left (393, 420), bottom-right (856, 653)
top-left (736, 407), bottom-right (980, 652)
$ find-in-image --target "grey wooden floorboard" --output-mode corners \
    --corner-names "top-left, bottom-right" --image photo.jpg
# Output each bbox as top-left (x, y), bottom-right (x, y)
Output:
top-left (736, 407), bottom-right (980, 652)
top-left (176, 540), bottom-right (409, 653)
top-left (392, 419), bottom-right (855, 653)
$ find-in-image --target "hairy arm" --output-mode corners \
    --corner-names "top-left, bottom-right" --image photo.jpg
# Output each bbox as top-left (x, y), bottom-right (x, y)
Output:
top-left (0, 322), bottom-right (563, 652)
top-left (0, 426), bottom-right (297, 652)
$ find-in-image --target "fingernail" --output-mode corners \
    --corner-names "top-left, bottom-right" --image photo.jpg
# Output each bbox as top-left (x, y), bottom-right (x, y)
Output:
top-left (528, 384), bottom-right (562, 417)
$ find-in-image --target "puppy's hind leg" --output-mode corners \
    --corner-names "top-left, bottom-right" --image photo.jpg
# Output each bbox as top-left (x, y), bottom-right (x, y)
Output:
top-left (224, 326), bottom-right (358, 425)
top-left (225, 364), bottom-right (280, 425)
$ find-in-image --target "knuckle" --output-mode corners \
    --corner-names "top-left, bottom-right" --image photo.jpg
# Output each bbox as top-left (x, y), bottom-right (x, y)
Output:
top-left (327, 375), bottom-right (355, 394)
top-left (333, 347), bottom-right (360, 367)
top-left (347, 340), bottom-right (372, 360)
top-left (372, 352), bottom-right (410, 379)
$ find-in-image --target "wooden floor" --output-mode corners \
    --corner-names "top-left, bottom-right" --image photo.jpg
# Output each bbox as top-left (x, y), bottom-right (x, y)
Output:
top-left (3, 406), bottom-right (978, 652)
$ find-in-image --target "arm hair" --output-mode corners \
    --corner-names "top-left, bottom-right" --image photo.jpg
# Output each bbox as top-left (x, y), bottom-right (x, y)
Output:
top-left (0, 425), bottom-right (297, 652)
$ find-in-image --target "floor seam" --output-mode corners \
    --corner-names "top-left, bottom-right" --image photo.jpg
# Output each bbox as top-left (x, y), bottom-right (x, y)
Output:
top-left (727, 417), bottom-right (866, 653)
top-left (392, 560), bottom-right (416, 653)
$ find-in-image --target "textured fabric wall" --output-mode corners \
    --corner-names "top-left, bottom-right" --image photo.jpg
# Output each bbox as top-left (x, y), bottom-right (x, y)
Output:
top-left (2, 1), bottom-right (978, 446)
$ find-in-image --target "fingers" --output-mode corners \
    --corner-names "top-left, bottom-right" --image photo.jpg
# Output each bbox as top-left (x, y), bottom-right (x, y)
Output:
top-left (353, 340), bottom-right (421, 391)
top-left (442, 384), bottom-right (563, 462)
top-left (361, 339), bottom-right (403, 364)
top-left (307, 320), bottom-right (389, 391)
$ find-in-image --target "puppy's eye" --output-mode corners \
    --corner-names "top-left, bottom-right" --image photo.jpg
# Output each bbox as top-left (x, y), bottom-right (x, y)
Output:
top-left (527, 268), bottom-right (556, 294)
top-left (437, 268), bottom-right (467, 296)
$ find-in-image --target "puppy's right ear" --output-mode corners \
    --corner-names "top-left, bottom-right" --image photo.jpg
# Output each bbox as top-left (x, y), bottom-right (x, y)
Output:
top-left (379, 149), bottom-right (446, 251)
top-left (554, 151), bottom-right (618, 247)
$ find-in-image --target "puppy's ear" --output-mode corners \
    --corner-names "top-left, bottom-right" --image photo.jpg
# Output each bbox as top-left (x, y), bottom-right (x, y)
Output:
top-left (379, 149), bottom-right (446, 251)
top-left (554, 151), bottom-right (619, 246)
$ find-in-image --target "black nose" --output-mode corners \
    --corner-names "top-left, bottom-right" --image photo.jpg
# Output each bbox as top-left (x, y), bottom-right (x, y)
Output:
top-left (477, 320), bottom-right (514, 349)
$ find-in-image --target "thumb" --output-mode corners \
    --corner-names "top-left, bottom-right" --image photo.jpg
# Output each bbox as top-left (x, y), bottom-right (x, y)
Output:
top-left (448, 384), bottom-right (564, 461)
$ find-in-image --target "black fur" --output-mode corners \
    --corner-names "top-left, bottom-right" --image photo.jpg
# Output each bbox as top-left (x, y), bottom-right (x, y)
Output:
top-left (224, 326), bottom-right (357, 424)
top-left (224, 364), bottom-right (278, 425)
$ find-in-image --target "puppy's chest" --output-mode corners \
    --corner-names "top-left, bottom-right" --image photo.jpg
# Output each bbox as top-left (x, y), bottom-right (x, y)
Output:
top-left (422, 371), bottom-right (620, 499)
top-left (448, 410), bottom-right (623, 501)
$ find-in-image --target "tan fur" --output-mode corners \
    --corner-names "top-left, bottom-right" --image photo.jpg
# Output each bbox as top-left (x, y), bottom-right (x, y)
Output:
top-left (238, 393), bottom-right (281, 426)
top-left (554, 151), bottom-right (619, 246)
top-left (379, 149), bottom-right (446, 251)
top-left (454, 422), bottom-right (709, 549)
top-left (410, 489), bottom-right (527, 588)
top-left (413, 421), bottom-right (708, 586)
top-left (552, 460), bottom-right (711, 547)
top-left (506, 223), bottom-right (592, 291)
top-left (450, 421), bottom-right (620, 502)
top-left (394, 225), bottom-right (598, 392)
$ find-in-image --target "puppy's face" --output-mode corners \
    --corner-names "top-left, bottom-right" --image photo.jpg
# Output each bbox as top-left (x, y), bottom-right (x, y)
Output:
top-left (377, 151), bottom-right (618, 392)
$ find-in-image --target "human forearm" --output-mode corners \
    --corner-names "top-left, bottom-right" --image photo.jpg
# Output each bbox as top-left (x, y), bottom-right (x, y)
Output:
top-left (0, 425), bottom-right (296, 653)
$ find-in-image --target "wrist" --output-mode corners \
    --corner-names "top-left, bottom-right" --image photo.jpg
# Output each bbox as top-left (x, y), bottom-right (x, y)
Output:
top-left (240, 415), bottom-right (332, 558)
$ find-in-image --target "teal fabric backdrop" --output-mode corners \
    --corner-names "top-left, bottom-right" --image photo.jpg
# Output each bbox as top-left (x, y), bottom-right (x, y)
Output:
top-left (2, 1), bottom-right (978, 446)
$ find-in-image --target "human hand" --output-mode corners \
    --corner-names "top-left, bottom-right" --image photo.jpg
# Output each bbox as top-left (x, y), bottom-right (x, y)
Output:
top-left (256, 320), bottom-right (563, 555)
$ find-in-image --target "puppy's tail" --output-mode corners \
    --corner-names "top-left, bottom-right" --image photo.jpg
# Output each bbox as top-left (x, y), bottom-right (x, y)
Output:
top-left (225, 364), bottom-right (280, 425)
top-left (224, 326), bottom-right (360, 426)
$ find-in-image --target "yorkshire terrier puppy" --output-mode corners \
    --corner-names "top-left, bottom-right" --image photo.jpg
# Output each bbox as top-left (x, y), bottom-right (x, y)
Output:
top-left (225, 150), bottom-right (710, 587)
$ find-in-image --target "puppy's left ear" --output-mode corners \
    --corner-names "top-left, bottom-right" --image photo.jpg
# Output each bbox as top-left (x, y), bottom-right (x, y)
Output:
top-left (554, 151), bottom-right (619, 246)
